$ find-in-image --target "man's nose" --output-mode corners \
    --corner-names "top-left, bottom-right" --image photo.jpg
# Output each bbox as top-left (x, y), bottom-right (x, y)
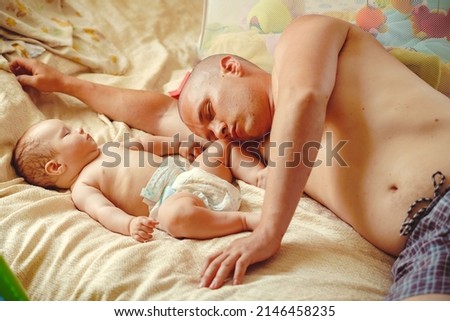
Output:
top-left (210, 121), bottom-right (228, 139)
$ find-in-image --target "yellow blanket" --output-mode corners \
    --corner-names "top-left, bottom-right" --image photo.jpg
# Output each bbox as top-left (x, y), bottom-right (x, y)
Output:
top-left (0, 0), bottom-right (127, 74)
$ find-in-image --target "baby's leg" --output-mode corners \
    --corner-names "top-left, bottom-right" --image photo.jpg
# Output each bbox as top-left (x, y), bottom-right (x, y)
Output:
top-left (157, 191), bottom-right (259, 239)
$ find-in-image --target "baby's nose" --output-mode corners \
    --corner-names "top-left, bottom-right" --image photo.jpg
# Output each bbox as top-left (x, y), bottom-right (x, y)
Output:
top-left (77, 128), bottom-right (85, 134)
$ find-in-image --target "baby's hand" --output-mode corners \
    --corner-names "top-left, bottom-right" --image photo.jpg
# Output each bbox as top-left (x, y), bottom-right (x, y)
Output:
top-left (129, 217), bottom-right (158, 243)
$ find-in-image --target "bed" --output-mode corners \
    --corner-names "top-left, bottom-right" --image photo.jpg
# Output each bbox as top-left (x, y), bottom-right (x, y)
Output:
top-left (0, 0), bottom-right (448, 301)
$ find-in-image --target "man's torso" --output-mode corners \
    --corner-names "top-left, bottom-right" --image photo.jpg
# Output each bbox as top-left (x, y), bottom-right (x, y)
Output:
top-left (304, 26), bottom-right (450, 255)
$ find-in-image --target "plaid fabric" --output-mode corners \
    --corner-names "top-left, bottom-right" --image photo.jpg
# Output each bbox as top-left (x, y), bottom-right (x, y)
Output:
top-left (387, 189), bottom-right (450, 300)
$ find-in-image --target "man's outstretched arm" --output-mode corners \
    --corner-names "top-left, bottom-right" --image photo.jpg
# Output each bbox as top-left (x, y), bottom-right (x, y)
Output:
top-left (9, 57), bottom-right (192, 139)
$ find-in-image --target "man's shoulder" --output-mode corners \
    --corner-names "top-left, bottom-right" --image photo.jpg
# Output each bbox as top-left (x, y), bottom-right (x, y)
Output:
top-left (276, 14), bottom-right (353, 51)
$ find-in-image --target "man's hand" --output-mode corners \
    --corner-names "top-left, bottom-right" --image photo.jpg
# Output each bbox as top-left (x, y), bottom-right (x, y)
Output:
top-left (129, 216), bottom-right (158, 243)
top-left (199, 229), bottom-right (281, 289)
top-left (9, 57), bottom-right (67, 93)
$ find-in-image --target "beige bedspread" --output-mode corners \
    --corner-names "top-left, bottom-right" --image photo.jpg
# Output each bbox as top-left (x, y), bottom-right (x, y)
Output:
top-left (0, 0), bottom-right (394, 300)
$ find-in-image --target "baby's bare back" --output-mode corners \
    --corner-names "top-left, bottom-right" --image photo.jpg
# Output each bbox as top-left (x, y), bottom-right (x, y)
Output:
top-left (305, 26), bottom-right (450, 255)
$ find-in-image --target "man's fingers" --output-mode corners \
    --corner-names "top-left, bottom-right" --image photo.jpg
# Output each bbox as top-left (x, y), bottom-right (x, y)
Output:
top-left (10, 63), bottom-right (31, 77)
top-left (199, 252), bottom-right (222, 287)
top-left (15, 74), bottom-right (35, 87)
top-left (209, 255), bottom-right (238, 289)
top-left (199, 233), bottom-right (279, 289)
top-left (199, 251), bottom-right (242, 289)
top-left (9, 58), bottom-right (33, 75)
top-left (10, 57), bottom-right (34, 69)
top-left (200, 252), bottom-right (220, 276)
top-left (232, 256), bottom-right (250, 285)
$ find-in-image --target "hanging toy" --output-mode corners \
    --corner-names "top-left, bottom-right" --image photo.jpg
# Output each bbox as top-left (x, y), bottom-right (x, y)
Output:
top-left (356, 0), bottom-right (387, 35)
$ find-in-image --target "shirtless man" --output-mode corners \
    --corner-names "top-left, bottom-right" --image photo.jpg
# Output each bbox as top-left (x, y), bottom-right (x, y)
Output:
top-left (10, 15), bottom-right (450, 300)
top-left (175, 15), bottom-right (450, 300)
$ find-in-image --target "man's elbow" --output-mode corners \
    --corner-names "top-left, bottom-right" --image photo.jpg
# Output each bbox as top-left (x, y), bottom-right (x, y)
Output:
top-left (289, 88), bottom-right (331, 112)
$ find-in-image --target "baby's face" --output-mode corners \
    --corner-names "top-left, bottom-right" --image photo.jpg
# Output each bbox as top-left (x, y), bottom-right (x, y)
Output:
top-left (27, 119), bottom-right (99, 167)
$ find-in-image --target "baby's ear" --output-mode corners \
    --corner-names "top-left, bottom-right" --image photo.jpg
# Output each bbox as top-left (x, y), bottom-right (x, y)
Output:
top-left (44, 160), bottom-right (66, 176)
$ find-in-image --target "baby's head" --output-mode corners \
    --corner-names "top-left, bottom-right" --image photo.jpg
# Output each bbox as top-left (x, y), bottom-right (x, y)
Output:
top-left (12, 119), bottom-right (99, 190)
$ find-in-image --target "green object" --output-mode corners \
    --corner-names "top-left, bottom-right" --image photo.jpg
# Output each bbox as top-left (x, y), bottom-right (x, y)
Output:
top-left (247, 0), bottom-right (293, 33)
top-left (0, 255), bottom-right (29, 301)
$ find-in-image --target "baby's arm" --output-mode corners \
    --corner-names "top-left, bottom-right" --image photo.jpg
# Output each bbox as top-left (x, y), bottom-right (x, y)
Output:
top-left (71, 182), bottom-right (157, 242)
top-left (127, 133), bottom-right (203, 163)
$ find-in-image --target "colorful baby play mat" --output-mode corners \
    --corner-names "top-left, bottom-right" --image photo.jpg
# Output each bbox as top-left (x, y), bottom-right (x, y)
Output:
top-left (199, 0), bottom-right (449, 94)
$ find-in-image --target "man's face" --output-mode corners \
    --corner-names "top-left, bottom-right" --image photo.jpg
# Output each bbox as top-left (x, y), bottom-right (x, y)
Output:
top-left (179, 67), bottom-right (273, 143)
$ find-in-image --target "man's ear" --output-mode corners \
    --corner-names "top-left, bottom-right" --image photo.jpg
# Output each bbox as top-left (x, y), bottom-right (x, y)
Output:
top-left (219, 55), bottom-right (243, 77)
top-left (45, 160), bottom-right (66, 176)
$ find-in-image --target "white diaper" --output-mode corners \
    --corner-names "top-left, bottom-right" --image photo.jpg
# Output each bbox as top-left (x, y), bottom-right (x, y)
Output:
top-left (140, 157), bottom-right (241, 220)
top-left (170, 167), bottom-right (241, 213)
top-left (140, 156), bottom-right (186, 207)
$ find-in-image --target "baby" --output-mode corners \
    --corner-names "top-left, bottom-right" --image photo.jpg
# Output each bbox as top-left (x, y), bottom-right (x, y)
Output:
top-left (12, 119), bottom-right (266, 242)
